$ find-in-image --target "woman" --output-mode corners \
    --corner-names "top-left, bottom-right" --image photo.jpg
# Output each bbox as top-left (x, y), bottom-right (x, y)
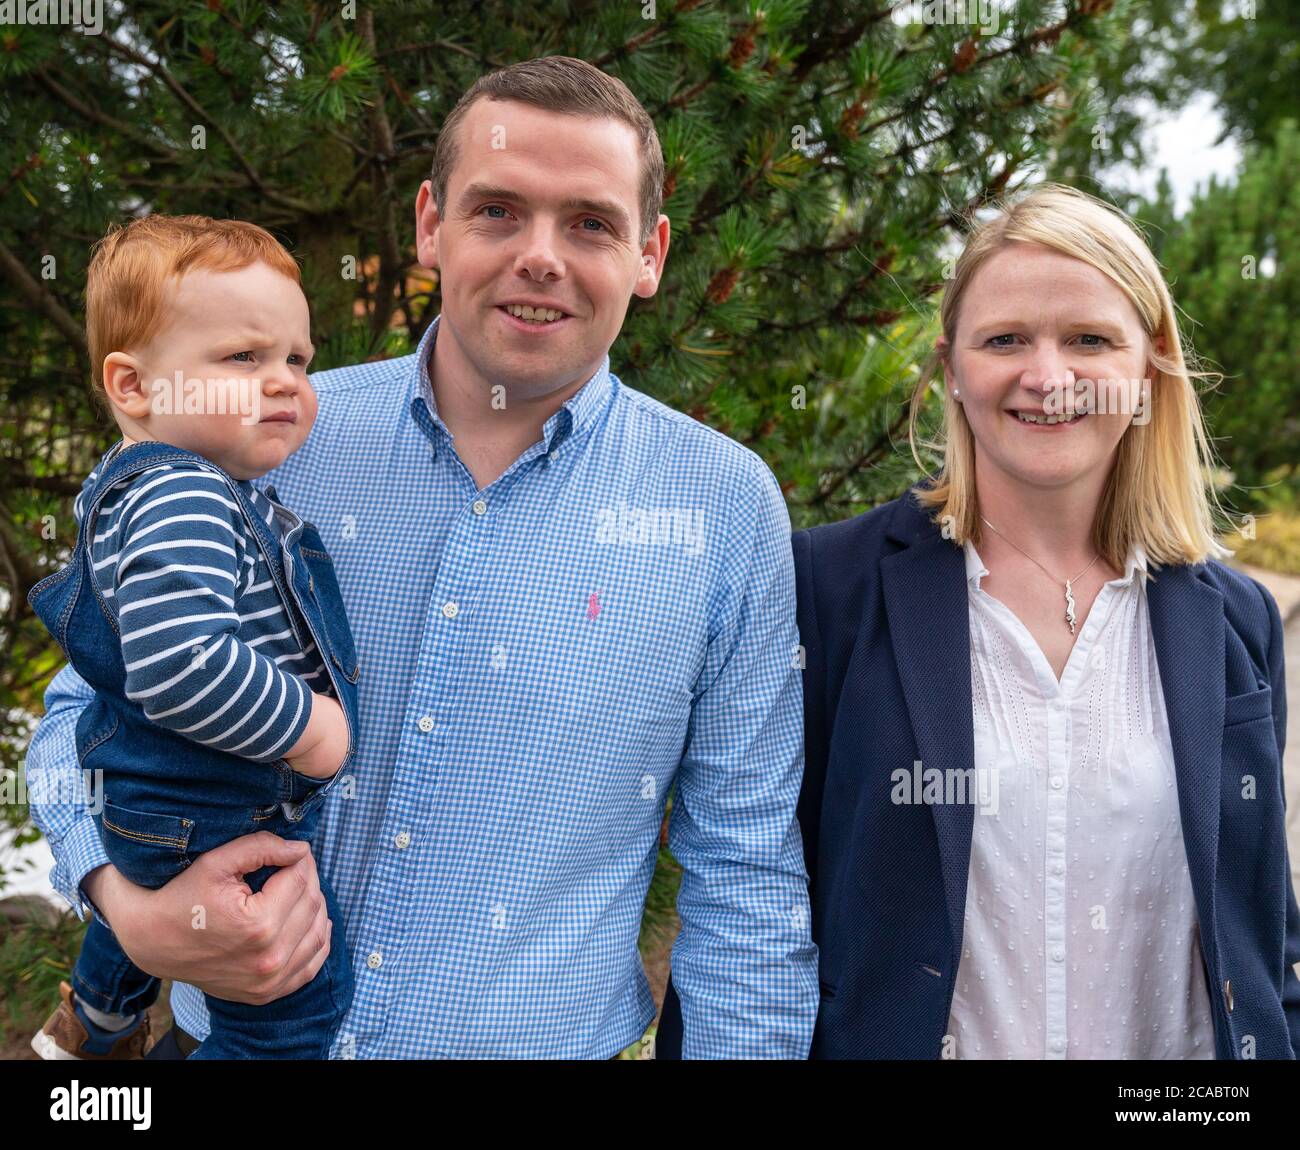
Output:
top-left (784, 183), bottom-right (1300, 1059)
top-left (656, 183), bottom-right (1298, 1060)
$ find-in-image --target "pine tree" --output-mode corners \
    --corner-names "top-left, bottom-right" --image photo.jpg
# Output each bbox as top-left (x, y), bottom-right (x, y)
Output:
top-left (0, 1), bottom-right (1126, 879)
top-left (1134, 120), bottom-right (1300, 512)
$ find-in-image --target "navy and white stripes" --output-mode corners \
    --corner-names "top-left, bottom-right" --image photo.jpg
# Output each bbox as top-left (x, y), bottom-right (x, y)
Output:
top-left (75, 458), bottom-right (325, 763)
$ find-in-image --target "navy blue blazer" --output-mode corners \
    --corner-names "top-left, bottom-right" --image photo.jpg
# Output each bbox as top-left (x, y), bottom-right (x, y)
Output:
top-left (659, 488), bottom-right (1300, 1059)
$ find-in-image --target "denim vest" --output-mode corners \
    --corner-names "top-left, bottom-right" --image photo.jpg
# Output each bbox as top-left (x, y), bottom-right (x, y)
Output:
top-left (28, 440), bottom-right (361, 874)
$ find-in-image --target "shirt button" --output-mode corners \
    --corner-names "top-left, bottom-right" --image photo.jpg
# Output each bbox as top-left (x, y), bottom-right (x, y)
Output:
top-left (471, 499), bottom-right (488, 516)
top-left (442, 601), bottom-right (459, 619)
top-left (548, 450), bottom-right (559, 462)
top-left (416, 715), bottom-right (434, 733)
top-left (1051, 1037), bottom-right (1066, 1053)
top-left (393, 830), bottom-right (411, 849)
top-left (1052, 949), bottom-right (1065, 963)
top-left (1051, 776), bottom-right (1063, 790)
top-left (366, 951), bottom-right (383, 970)
top-left (1052, 862), bottom-right (1064, 876)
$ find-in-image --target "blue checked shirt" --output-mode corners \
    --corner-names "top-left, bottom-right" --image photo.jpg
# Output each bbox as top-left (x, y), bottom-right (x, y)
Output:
top-left (26, 315), bottom-right (818, 1058)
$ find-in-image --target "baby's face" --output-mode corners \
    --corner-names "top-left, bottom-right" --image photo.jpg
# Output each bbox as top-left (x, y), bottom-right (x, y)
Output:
top-left (118, 262), bottom-right (317, 480)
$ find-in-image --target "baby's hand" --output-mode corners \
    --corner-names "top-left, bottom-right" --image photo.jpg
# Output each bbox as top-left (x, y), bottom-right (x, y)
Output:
top-left (283, 692), bottom-right (349, 778)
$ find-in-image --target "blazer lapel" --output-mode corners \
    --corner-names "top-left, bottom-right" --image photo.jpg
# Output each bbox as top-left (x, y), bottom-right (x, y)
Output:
top-left (879, 495), bottom-right (975, 959)
top-left (877, 495), bottom-right (1226, 1027)
top-left (1145, 565), bottom-right (1224, 968)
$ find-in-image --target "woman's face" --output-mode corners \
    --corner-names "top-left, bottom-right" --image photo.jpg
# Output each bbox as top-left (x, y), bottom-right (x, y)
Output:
top-left (940, 241), bottom-right (1156, 495)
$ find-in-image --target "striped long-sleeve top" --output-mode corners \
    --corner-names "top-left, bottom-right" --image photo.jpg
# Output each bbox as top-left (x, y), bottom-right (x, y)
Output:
top-left (73, 453), bottom-right (331, 763)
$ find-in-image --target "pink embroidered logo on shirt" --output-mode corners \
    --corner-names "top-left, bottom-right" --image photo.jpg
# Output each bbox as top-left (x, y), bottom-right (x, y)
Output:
top-left (586, 591), bottom-right (601, 621)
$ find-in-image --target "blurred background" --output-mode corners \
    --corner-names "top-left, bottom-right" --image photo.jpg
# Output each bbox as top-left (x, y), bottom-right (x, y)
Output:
top-left (0, 0), bottom-right (1296, 1057)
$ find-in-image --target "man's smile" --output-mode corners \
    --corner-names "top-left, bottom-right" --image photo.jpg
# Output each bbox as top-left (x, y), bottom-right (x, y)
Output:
top-left (496, 302), bottom-right (575, 333)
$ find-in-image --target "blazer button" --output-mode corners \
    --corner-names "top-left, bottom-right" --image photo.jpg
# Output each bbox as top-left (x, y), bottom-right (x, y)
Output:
top-left (1223, 979), bottom-right (1233, 1013)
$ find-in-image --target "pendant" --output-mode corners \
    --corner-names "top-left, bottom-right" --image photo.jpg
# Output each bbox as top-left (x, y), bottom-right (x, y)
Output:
top-left (1064, 578), bottom-right (1077, 635)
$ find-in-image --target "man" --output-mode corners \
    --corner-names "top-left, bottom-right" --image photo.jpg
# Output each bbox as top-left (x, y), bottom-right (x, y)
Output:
top-left (27, 55), bottom-right (818, 1058)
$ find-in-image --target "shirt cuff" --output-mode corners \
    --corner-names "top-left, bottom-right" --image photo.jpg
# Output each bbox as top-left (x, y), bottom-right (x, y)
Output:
top-left (52, 817), bottom-right (114, 929)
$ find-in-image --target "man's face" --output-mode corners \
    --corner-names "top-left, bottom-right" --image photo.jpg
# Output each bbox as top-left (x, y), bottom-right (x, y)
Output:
top-left (105, 262), bottom-right (317, 481)
top-left (415, 99), bottom-right (669, 402)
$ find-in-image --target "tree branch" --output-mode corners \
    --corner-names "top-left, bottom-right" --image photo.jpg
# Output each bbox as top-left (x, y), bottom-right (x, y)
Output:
top-left (0, 237), bottom-right (89, 364)
top-left (358, 9), bottom-right (404, 345)
top-left (94, 37), bottom-right (316, 215)
top-left (0, 512), bottom-right (44, 606)
top-left (33, 67), bottom-right (179, 159)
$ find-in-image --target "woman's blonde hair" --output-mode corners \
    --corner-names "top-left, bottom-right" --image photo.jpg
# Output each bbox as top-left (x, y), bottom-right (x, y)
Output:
top-left (907, 182), bottom-right (1230, 570)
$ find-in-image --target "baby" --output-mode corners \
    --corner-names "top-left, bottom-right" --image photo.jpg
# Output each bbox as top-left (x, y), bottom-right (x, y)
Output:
top-left (27, 215), bottom-right (358, 1059)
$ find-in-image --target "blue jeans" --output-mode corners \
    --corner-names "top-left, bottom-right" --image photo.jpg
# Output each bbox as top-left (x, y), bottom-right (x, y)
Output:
top-left (30, 441), bottom-right (361, 1059)
top-left (70, 768), bottom-right (353, 1060)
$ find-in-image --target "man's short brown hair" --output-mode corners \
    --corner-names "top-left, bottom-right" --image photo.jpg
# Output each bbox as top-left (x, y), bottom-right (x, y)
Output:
top-left (431, 56), bottom-right (664, 247)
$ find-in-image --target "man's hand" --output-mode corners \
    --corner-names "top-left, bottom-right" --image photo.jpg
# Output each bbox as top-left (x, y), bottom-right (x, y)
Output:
top-left (83, 832), bottom-right (334, 1006)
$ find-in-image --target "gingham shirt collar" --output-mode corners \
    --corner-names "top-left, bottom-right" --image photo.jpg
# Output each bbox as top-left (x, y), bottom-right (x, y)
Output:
top-left (407, 313), bottom-right (615, 458)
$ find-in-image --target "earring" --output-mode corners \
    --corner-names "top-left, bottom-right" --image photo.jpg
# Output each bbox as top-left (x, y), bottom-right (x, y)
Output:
top-left (952, 388), bottom-right (961, 400)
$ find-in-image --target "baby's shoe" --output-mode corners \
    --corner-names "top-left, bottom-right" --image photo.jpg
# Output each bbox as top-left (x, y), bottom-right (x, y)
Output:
top-left (30, 981), bottom-right (154, 1059)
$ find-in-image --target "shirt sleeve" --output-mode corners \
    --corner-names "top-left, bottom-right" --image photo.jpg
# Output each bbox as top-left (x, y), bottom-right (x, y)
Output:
top-left (665, 451), bottom-right (820, 1058)
top-left (100, 466), bottom-right (313, 763)
top-left (24, 662), bottom-right (113, 927)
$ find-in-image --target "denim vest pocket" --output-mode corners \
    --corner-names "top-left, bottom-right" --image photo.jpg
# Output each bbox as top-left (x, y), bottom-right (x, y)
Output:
top-left (99, 799), bottom-right (195, 889)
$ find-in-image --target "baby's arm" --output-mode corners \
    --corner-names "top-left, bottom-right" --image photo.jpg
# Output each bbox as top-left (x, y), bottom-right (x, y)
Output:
top-left (104, 466), bottom-right (347, 776)
top-left (281, 687), bottom-right (349, 778)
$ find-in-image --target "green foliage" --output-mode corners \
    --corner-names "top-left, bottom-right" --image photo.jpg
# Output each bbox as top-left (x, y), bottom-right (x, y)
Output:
top-left (1195, 0), bottom-right (1300, 149)
top-left (1228, 507), bottom-right (1300, 577)
top-left (1049, 0), bottom-right (1204, 186)
top-left (0, 0), bottom-right (1145, 894)
top-left (1049, 1), bottom-right (1300, 187)
top-left (1131, 120), bottom-right (1300, 512)
top-left (0, 904), bottom-right (85, 1045)
top-left (639, 843), bottom-right (683, 954)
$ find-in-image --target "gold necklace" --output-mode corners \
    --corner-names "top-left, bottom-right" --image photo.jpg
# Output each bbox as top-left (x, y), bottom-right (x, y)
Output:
top-left (979, 516), bottom-right (1102, 635)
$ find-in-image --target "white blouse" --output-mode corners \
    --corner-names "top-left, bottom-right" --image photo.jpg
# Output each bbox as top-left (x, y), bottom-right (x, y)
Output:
top-left (945, 540), bottom-right (1216, 1059)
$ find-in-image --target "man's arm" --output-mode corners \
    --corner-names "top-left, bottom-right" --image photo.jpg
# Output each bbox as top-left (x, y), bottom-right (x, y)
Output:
top-left (665, 452), bottom-right (819, 1058)
top-left (26, 661), bottom-right (335, 1005)
top-left (25, 662), bottom-right (113, 926)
